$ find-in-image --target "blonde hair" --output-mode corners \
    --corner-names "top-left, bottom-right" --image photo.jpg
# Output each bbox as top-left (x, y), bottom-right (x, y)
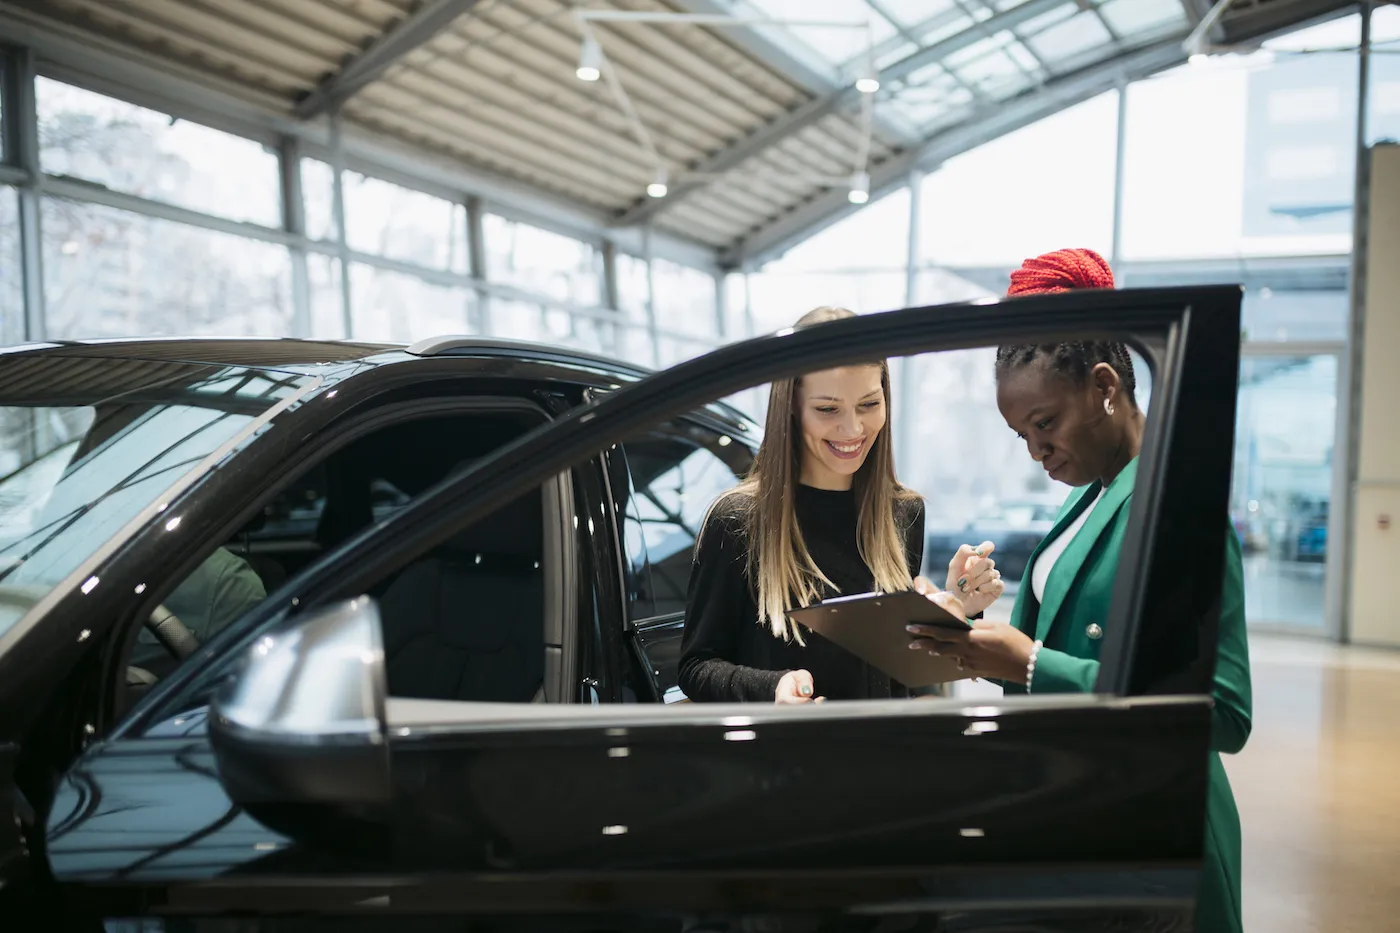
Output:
top-left (711, 306), bottom-right (917, 642)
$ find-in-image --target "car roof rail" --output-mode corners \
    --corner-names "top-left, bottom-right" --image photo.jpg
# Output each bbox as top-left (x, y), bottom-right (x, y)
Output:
top-left (405, 335), bottom-right (653, 379)
top-left (406, 335), bottom-right (760, 439)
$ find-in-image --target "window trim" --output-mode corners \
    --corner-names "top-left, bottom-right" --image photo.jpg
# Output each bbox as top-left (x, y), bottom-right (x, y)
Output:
top-left (616, 415), bottom-right (756, 630)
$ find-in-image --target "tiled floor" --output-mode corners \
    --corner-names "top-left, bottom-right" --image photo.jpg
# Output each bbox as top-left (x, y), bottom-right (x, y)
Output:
top-left (1226, 635), bottom-right (1400, 933)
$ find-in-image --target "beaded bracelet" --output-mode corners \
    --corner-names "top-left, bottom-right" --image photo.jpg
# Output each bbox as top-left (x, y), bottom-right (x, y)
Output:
top-left (1025, 639), bottom-right (1044, 693)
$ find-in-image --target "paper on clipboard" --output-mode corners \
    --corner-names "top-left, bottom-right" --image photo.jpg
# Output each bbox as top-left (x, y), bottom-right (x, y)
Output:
top-left (786, 589), bottom-right (974, 688)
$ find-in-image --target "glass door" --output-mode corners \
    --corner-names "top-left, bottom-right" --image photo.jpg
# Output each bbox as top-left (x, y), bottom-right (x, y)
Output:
top-left (1230, 350), bottom-right (1344, 633)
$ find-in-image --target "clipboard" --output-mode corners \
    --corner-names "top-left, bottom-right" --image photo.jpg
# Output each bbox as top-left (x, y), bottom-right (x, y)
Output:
top-left (786, 589), bottom-right (973, 688)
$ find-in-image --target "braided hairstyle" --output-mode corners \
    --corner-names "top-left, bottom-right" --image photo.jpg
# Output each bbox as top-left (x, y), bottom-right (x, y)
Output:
top-left (996, 247), bottom-right (1137, 407)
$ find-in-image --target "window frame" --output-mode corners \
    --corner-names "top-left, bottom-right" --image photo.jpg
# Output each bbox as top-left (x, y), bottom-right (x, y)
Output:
top-left (103, 394), bottom-right (563, 733)
top-left (618, 419), bottom-right (753, 628)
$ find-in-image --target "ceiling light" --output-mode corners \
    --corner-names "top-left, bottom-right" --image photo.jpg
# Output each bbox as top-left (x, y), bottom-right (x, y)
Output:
top-left (848, 171), bottom-right (870, 205)
top-left (647, 167), bottom-right (668, 198)
top-left (856, 74), bottom-right (880, 94)
top-left (577, 35), bottom-right (602, 82)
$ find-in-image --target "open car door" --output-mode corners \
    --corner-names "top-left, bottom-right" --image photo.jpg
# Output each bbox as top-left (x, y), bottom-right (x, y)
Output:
top-left (55, 286), bottom-right (1242, 931)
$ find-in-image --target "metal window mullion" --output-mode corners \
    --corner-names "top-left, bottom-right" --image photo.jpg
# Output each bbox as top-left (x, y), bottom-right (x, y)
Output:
top-left (329, 109), bottom-right (353, 339)
top-left (280, 136), bottom-right (311, 338)
top-left (742, 268), bottom-right (755, 340)
top-left (42, 175), bottom-right (301, 246)
top-left (466, 193), bottom-right (487, 333)
top-left (899, 172), bottom-right (922, 492)
top-left (1110, 78), bottom-right (1129, 268)
top-left (713, 269), bottom-right (726, 340)
top-left (602, 238), bottom-right (621, 355)
top-left (5, 47), bottom-right (45, 343)
top-left (644, 227), bottom-right (661, 368)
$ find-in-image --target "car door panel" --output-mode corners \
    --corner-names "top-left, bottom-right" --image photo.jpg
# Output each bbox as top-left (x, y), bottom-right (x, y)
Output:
top-left (616, 422), bottom-right (754, 703)
top-left (51, 287), bottom-right (1240, 927)
top-left (388, 696), bottom-right (1210, 873)
top-left (633, 617), bottom-right (685, 702)
top-left (44, 700), bottom-right (1207, 921)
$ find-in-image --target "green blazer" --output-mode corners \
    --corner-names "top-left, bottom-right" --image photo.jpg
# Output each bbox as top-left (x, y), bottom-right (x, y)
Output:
top-left (1004, 458), bottom-right (1252, 933)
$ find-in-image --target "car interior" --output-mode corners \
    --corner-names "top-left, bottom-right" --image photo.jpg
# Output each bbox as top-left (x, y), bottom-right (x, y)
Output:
top-left (127, 408), bottom-right (558, 709)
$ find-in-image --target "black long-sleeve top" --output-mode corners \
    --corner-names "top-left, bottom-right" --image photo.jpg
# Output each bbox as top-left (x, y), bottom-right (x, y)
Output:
top-left (679, 484), bottom-right (926, 703)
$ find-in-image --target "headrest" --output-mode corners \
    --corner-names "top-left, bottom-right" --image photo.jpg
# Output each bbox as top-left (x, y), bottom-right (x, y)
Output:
top-left (441, 488), bottom-right (543, 560)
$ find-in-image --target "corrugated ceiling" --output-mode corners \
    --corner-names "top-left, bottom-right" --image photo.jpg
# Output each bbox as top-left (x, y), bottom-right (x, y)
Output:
top-left (4, 0), bottom-right (1360, 257)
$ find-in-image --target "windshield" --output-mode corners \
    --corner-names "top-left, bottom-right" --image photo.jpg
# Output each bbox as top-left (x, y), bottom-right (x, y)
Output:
top-left (0, 359), bottom-right (316, 638)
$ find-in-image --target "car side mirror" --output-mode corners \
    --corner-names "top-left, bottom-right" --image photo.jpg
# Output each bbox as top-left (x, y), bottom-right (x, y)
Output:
top-left (208, 597), bottom-right (392, 844)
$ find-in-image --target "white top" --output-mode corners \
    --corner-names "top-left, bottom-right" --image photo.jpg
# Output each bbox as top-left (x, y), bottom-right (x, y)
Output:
top-left (1031, 488), bottom-right (1109, 604)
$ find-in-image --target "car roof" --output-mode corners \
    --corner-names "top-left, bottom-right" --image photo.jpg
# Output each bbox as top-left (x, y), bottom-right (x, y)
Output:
top-left (2, 334), bottom-right (653, 375)
top-left (0, 335), bottom-right (758, 438)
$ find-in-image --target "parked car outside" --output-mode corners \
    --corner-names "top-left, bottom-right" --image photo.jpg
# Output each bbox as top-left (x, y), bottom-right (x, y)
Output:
top-left (924, 494), bottom-right (1068, 590)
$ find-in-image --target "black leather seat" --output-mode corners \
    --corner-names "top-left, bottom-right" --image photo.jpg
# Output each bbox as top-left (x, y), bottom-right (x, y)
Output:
top-left (378, 491), bottom-right (546, 703)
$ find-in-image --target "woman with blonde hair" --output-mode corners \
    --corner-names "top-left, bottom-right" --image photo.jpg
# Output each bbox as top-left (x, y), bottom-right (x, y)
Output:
top-left (679, 306), bottom-right (1004, 704)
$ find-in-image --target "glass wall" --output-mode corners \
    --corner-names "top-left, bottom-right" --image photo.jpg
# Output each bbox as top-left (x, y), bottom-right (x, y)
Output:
top-left (727, 10), bottom-right (1378, 637)
top-left (1232, 354), bottom-right (1340, 631)
top-left (346, 173), bottom-right (468, 274)
top-left (40, 198), bottom-right (295, 339)
top-left (0, 188), bottom-right (20, 346)
top-left (919, 91), bottom-right (1119, 267)
top-left (35, 78), bottom-right (282, 227)
top-left (346, 264), bottom-right (474, 344)
top-left (746, 188), bottom-right (911, 334)
top-left (0, 67), bottom-right (726, 367)
top-left (1120, 34), bottom-right (1359, 259)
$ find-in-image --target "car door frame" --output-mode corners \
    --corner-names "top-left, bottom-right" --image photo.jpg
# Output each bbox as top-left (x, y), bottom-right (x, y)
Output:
top-left (67, 286), bottom-right (1241, 923)
top-left (123, 282), bottom-right (1244, 736)
top-left (100, 393), bottom-right (583, 722)
top-left (615, 415), bottom-right (758, 704)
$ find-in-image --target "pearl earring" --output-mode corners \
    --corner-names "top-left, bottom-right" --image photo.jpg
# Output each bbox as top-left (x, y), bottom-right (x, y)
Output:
top-left (1104, 398), bottom-right (1115, 417)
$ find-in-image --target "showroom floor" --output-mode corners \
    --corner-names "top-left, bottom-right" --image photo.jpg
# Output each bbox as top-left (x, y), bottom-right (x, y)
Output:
top-left (958, 612), bottom-right (1399, 931)
top-left (1227, 635), bottom-right (1400, 933)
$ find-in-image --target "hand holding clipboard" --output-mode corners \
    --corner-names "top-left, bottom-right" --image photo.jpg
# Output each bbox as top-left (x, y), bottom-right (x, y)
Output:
top-left (786, 585), bottom-right (975, 689)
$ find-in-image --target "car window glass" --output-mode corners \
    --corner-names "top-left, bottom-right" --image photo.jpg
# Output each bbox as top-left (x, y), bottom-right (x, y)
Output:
top-left (140, 478), bottom-right (554, 731)
top-left (622, 426), bottom-right (750, 620)
top-left (0, 364), bottom-right (313, 639)
top-left (604, 448), bottom-right (654, 619)
top-left (128, 411), bottom-right (541, 689)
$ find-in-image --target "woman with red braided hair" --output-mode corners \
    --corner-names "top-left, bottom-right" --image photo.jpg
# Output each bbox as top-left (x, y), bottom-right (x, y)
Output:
top-left (908, 248), bottom-right (1251, 933)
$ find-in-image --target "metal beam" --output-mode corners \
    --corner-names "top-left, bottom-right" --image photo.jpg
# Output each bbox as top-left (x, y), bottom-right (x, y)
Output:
top-left (880, 0), bottom-right (1066, 86)
top-left (3, 45), bottom-right (45, 343)
top-left (296, 0), bottom-right (484, 119)
top-left (618, 0), bottom-right (1065, 228)
top-left (670, 0), bottom-right (920, 144)
top-left (723, 37), bottom-right (1188, 269)
top-left (1217, 0), bottom-right (1356, 46)
top-left (1184, 0), bottom-right (1235, 55)
top-left (1178, 0), bottom-right (1207, 26)
top-left (279, 136), bottom-right (312, 338)
top-left (938, 254), bottom-right (1351, 293)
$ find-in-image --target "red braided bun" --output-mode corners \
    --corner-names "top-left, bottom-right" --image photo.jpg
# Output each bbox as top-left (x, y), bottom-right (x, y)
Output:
top-left (1007, 248), bottom-right (1115, 296)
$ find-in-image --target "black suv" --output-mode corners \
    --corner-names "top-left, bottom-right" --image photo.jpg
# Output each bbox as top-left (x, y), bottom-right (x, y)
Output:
top-left (0, 287), bottom-right (1244, 932)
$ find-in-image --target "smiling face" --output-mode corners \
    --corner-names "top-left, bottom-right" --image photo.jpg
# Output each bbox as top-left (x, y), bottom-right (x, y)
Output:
top-left (795, 364), bottom-right (887, 490)
top-left (996, 357), bottom-right (1124, 488)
